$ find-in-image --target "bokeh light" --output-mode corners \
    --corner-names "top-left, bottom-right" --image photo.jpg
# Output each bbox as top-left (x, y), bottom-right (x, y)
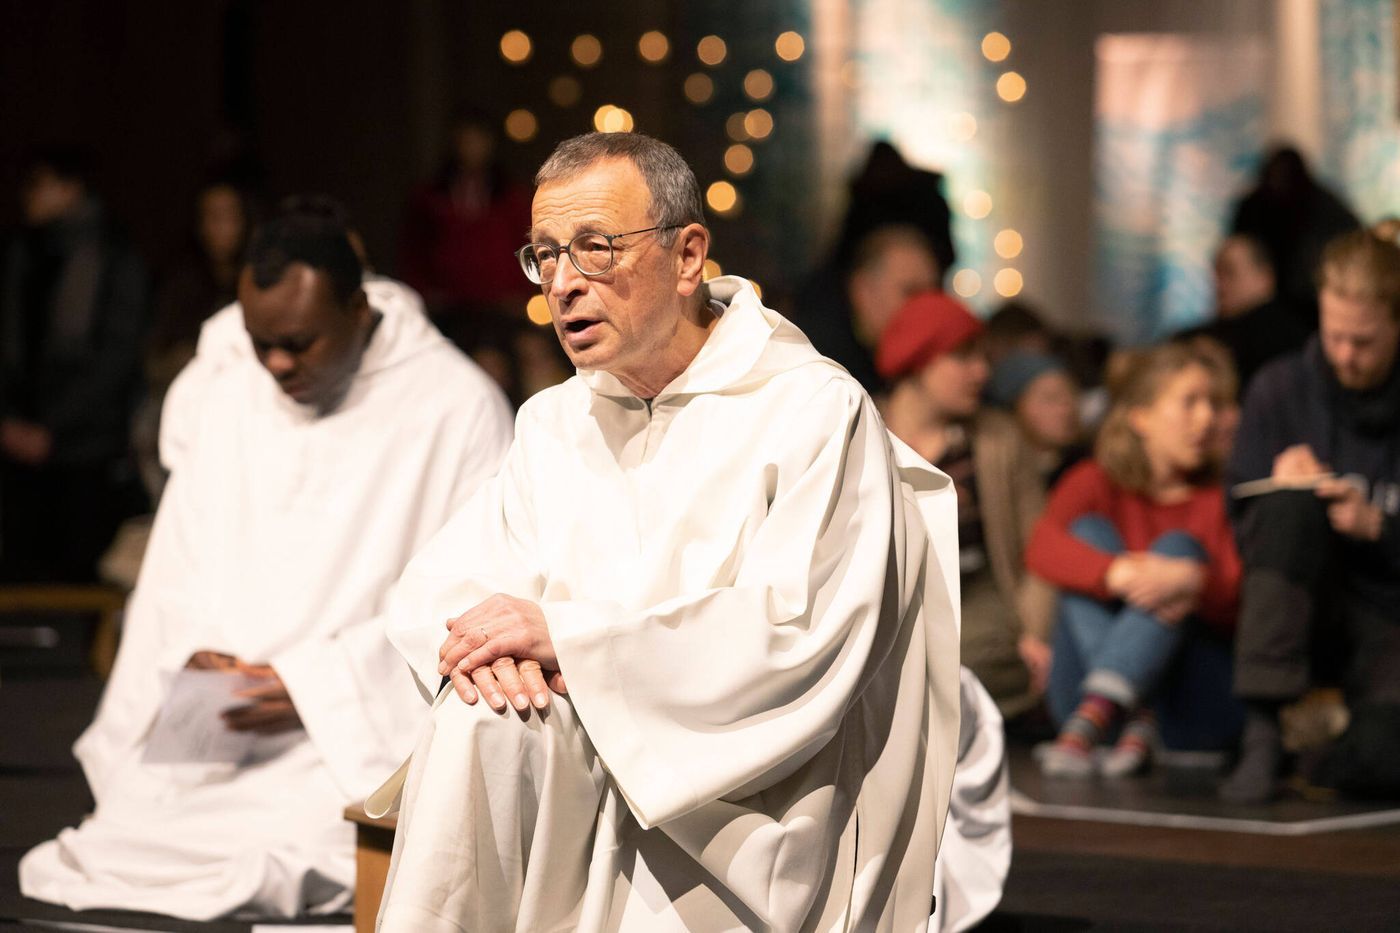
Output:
top-left (743, 69), bottom-right (774, 101)
top-left (840, 60), bottom-right (861, 89)
top-left (743, 108), bottom-right (774, 140)
top-left (775, 31), bottom-right (805, 61)
top-left (638, 31), bottom-right (670, 63)
top-left (994, 229), bottom-right (1024, 259)
top-left (997, 71), bottom-right (1027, 103)
top-left (697, 35), bottom-right (727, 66)
top-left (947, 111), bottom-right (977, 142)
top-left (724, 144), bottom-right (755, 176)
top-left (684, 73), bottom-right (715, 104)
top-left (549, 75), bottom-right (582, 107)
top-left (952, 269), bottom-right (982, 298)
top-left (963, 190), bottom-right (993, 219)
top-left (982, 32), bottom-right (1011, 63)
top-left (500, 30), bottom-right (532, 64)
top-left (706, 180), bottom-right (739, 215)
top-left (526, 295), bottom-right (552, 326)
top-left (751, 280), bottom-right (764, 299)
top-left (571, 34), bottom-right (603, 68)
top-left (593, 104), bottom-right (634, 133)
top-left (703, 259), bottom-right (723, 280)
top-left (725, 113), bottom-right (750, 142)
top-left (504, 109), bottom-right (537, 143)
top-left (994, 268), bottom-right (1024, 297)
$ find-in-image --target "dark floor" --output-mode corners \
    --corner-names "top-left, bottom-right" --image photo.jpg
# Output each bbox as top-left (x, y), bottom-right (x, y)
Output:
top-left (995, 744), bottom-right (1400, 931)
top-left (6, 657), bottom-right (1400, 930)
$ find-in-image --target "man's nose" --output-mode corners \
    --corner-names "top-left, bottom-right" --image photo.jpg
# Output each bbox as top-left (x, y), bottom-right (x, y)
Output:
top-left (264, 348), bottom-right (297, 378)
top-left (549, 252), bottom-right (588, 303)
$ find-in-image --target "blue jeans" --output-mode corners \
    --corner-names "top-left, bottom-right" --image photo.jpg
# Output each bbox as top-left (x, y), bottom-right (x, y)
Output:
top-left (1046, 515), bottom-right (1244, 750)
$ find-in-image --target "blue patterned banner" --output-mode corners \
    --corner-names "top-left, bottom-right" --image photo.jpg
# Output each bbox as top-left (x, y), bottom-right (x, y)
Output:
top-left (1319, 0), bottom-right (1400, 221)
top-left (1093, 35), bottom-right (1268, 343)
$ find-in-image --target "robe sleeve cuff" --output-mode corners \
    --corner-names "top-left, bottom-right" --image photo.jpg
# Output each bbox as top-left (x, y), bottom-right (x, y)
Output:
top-left (272, 638), bottom-right (382, 800)
top-left (543, 599), bottom-right (699, 829)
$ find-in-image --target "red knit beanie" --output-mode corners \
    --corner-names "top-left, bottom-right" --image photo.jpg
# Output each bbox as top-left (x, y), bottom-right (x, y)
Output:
top-left (875, 290), bottom-right (985, 381)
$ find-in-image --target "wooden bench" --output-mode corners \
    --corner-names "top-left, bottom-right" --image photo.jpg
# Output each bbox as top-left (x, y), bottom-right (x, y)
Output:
top-left (344, 802), bottom-right (397, 933)
top-left (0, 584), bottom-right (127, 677)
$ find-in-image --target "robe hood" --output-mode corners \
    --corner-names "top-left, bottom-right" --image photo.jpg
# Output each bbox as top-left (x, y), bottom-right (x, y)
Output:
top-left (575, 275), bottom-right (834, 400)
top-left (191, 275), bottom-right (448, 383)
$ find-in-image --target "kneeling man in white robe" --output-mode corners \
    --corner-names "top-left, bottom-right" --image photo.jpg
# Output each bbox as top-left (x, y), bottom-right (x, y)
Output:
top-left (20, 198), bottom-right (513, 920)
top-left (374, 132), bottom-right (962, 932)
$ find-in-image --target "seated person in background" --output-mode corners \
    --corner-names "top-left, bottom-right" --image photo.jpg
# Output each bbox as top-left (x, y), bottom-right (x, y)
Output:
top-left (134, 179), bottom-right (255, 501)
top-left (1221, 228), bottom-right (1400, 803)
top-left (791, 223), bottom-right (940, 394)
top-left (19, 199), bottom-right (513, 920)
top-left (0, 145), bottom-right (148, 582)
top-left (1182, 233), bottom-right (1309, 396)
top-left (879, 291), bottom-right (1055, 719)
top-left (1027, 342), bottom-right (1244, 778)
top-left (984, 350), bottom-right (1086, 488)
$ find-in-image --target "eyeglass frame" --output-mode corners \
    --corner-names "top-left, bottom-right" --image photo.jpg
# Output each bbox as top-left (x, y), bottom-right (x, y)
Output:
top-left (515, 224), bottom-right (685, 284)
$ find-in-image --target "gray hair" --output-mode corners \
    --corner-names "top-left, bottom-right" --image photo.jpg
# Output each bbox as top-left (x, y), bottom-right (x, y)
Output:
top-left (535, 132), bottom-right (706, 245)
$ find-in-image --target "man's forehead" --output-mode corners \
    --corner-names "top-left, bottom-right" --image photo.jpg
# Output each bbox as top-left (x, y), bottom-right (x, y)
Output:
top-left (240, 264), bottom-right (335, 330)
top-left (529, 160), bottom-right (650, 238)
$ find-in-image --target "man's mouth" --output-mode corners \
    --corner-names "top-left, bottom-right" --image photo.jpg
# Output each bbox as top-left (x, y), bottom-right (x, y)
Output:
top-left (561, 318), bottom-right (602, 344)
top-left (280, 380), bottom-right (313, 401)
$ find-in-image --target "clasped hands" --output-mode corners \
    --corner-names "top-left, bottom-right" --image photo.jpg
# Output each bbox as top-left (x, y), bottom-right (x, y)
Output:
top-left (1105, 553), bottom-right (1205, 624)
top-left (437, 594), bottom-right (566, 713)
top-left (1273, 444), bottom-right (1383, 542)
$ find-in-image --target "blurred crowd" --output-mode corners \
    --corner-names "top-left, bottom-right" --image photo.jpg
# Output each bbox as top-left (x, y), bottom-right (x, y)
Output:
top-left (786, 141), bottom-right (1399, 806)
top-left (2, 117), bottom-right (1398, 820)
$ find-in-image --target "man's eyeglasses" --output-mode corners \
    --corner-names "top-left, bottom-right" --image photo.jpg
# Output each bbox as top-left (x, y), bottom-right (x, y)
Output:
top-left (516, 225), bottom-right (682, 285)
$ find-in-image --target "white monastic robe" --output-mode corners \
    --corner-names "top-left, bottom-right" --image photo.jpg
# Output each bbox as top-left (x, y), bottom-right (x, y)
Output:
top-left (932, 668), bottom-right (1011, 932)
top-left (20, 279), bottom-right (513, 920)
top-left (375, 276), bottom-right (962, 932)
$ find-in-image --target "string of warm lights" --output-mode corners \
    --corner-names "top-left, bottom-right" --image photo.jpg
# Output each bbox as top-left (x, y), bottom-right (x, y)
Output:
top-left (948, 29), bottom-right (1028, 303)
top-left (499, 26), bottom-right (804, 321)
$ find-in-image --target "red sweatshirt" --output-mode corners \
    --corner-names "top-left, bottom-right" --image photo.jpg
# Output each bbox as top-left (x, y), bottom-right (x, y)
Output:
top-left (1025, 460), bottom-right (1241, 631)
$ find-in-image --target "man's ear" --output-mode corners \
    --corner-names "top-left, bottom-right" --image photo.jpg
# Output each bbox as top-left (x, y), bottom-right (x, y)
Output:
top-left (351, 287), bottom-right (373, 327)
top-left (674, 223), bottom-right (710, 298)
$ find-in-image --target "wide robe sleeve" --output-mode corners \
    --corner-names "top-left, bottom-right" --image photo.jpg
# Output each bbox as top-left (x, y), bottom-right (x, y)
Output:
top-left (546, 381), bottom-right (918, 829)
top-left (272, 390), bottom-right (514, 797)
top-left (384, 431), bottom-right (548, 700)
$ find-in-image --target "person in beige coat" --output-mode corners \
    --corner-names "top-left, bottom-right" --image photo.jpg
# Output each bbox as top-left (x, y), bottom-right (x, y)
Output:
top-left (879, 290), bottom-right (1055, 718)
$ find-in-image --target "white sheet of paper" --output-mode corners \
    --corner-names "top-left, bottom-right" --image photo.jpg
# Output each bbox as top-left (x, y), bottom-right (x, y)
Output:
top-left (141, 668), bottom-right (265, 764)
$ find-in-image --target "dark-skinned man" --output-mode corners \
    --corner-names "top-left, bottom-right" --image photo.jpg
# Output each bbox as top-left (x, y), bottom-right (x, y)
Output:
top-left (21, 198), bottom-right (513, 920)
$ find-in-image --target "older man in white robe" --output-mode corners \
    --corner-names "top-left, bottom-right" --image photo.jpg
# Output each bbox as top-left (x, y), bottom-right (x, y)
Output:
top-left (19, 199), bottom-right (513, 920)
top-left (372, 132), bottom-right (961, 931)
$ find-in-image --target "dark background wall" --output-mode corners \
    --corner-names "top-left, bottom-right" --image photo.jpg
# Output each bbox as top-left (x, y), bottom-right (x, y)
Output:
top-left (1, 0), bottom-right (817, 303)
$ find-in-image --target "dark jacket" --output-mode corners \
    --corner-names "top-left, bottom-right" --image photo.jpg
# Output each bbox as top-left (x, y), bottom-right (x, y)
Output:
top-left (0, 199), bottom-right (148, 465)
top-left (1228, 337), bottom-right (1400, 596)
top-left (1182, 297), bottom-right (1311, 397)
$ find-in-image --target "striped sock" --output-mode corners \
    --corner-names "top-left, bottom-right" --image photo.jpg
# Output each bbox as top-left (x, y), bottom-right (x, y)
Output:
top-left (1057, 693), bottom-right (1119, 753)
top-left (1117, 711), bottom-right (1156, 755)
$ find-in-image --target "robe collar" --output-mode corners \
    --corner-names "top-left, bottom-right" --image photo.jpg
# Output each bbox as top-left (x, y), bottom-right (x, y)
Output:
top-left (576, 275), bottom-right (829, 400)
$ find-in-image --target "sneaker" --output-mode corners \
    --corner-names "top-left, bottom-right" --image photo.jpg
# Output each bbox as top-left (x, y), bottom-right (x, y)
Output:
top-left (1036, 740), bottom-right (1095, 779)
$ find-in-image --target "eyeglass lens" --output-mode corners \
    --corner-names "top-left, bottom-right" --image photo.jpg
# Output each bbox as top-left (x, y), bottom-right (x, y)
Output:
top-left (521, 233), bottom-right (614, 284)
